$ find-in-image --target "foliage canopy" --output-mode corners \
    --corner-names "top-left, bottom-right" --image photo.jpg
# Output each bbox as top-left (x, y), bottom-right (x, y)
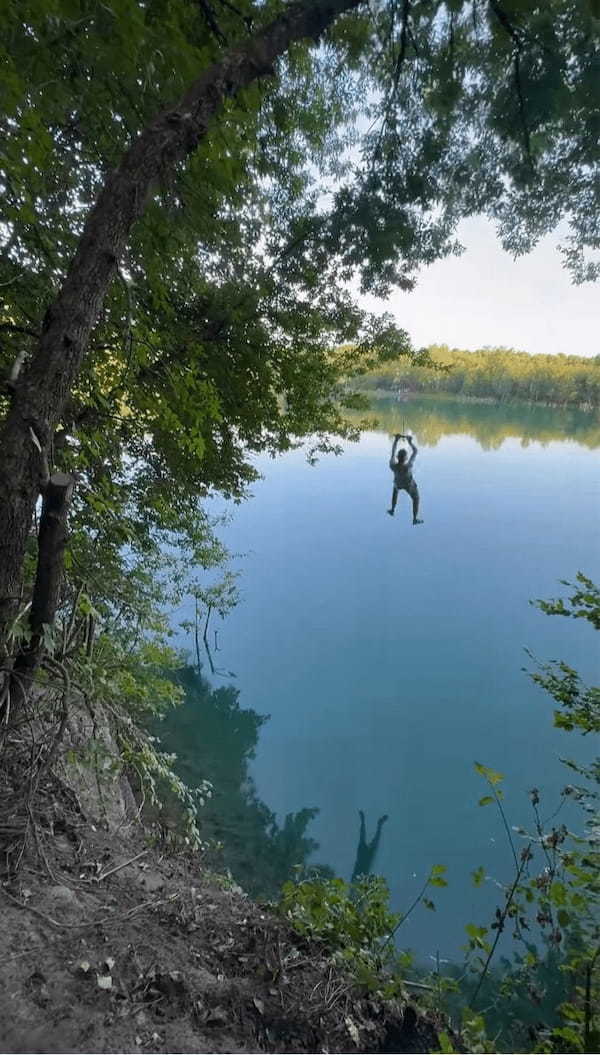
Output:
top-left (1, 0), bottom-right (599, 578)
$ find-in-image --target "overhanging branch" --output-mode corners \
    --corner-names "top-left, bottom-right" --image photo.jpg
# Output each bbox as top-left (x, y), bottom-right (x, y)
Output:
top-left (488, 0), bottom-right (535, 175)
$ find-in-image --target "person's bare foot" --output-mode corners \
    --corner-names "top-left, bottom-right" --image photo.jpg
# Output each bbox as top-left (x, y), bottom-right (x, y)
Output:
top-left (387, 509), bottom-right (394, 516)
top-left (413, 518), bottom-right (424, 525)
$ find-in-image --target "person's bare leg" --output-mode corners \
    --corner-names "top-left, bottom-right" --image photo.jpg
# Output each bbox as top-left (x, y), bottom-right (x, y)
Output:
top-left (387, 487), bottom-right (398, 516)
top-left (411, 488), bottom-right (423, 525)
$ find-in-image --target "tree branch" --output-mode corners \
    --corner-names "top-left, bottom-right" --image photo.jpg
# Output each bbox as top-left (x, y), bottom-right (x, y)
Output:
top-left (0, 323), bottom-right (40, 341)
top-left (194, 0), bottom-right (229, 45)
top-left (0, 0), bottom-right (366, 645)
top-left (392, 0), bottom-right (411, 93)
top-left (488, 0), bottom-right (534, 174)
top-left (215, 0), bottom-right (254, 32)
top-left (372, 0), bottom-right (411, 161)
top-left (471, 845), bottom-right (532, 1006)
top-left (1, 326), bottom-right (41, 393)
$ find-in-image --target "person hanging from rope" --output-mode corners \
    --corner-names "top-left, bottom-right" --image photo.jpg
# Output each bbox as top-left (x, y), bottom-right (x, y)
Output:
top-left (387, 433), bottom-right (424, 524)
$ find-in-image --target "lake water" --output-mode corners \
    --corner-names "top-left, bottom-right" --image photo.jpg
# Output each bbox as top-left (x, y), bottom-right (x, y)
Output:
top-left (169, 396), bottom-right (600, 962)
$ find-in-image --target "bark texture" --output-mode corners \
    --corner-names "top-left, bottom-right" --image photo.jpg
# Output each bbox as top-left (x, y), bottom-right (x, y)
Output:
top-left (0, 0), bottom-right (365, 646)
top-left (11, 473), bottom-right (75, 697)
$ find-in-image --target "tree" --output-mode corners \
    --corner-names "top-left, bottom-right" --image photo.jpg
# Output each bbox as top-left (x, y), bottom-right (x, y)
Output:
top-left (157, 666), bottom-right (333, 895)
top-left (1, 0), bottom-right (599, 679)
top-left (0, 0), bottom-right (362, 671)
top-left (355, 346), bottom-right (600, 409)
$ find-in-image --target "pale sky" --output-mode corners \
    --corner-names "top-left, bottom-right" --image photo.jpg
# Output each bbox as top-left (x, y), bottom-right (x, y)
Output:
top-left (359, 215), bottom-right (600, 359)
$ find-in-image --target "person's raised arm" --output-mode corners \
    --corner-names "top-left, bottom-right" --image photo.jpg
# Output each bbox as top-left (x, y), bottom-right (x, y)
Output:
top-left (389, 434), bottom-right (400, 468)
top-left (407, 434), bottom-right (418, 467)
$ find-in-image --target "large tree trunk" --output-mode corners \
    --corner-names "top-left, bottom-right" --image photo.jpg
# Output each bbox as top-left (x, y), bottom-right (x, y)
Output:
top-left (0, 0), bottom-right (364, 650)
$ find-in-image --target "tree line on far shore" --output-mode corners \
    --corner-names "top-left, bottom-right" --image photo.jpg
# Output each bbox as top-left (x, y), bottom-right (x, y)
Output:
top-left (350, 345), bottom-right (600, 410)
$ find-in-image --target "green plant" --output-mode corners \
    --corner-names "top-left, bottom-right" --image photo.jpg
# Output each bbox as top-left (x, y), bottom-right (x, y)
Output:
top-left (453, 578), bottom-right (600, 1053)
top-left (279, 863), bottom-right (448, 996)
top-left (528, 577), bottom-right (600, 1054)
top-left (39, 552), bottom-right (229, 847)
top-left (279, 873), bottom-right (403, 992)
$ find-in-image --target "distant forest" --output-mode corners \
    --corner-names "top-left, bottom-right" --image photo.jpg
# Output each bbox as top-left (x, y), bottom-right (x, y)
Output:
top-left (351, 346), bottom-right (600, 409)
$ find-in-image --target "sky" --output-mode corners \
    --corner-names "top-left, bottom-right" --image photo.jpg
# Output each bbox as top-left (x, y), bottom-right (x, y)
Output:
top-left (359, 215), bottom-right (600, 359)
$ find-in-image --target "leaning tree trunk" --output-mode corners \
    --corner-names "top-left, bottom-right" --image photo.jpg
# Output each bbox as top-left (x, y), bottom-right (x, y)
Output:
top-left (0, 0), bottom-right (364, 653)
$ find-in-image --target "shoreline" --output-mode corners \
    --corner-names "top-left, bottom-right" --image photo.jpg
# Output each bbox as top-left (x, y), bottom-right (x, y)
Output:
top-left (344, 385), bottom-right (600, 415)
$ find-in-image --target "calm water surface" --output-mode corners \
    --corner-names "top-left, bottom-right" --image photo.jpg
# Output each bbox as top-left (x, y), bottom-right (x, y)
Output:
top-left (174, 397), bottom-right (600, 961)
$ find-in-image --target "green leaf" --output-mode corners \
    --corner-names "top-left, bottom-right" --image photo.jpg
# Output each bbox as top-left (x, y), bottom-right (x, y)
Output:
top-left (465, 922), bottom-right (489, 949)
top-left (549, 881), bottom-right (568, 906)
top-left (474, 762), bottom-right (504, 786)
top-left (471, 866), bottom-right (485, 887)
top-left (438, 1031), bottom-right (456, 1053)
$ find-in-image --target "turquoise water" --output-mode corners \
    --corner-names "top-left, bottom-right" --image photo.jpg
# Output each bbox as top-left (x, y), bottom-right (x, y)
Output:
top-left (172, 398), bottom-right (600, 961)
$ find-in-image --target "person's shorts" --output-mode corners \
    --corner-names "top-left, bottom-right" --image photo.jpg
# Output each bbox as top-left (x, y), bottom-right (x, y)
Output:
top-left (395, 479), bottom-right (419, 499)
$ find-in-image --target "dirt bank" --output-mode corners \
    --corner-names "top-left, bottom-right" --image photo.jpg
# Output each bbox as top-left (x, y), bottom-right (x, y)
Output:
top-left (0, 700), bottom-right (446, 1055)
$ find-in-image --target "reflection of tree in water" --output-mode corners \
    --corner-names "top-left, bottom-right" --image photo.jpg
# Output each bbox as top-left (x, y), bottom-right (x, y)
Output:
top-left (157, 666), bottom-right (332, 897)
top-left (346, 396), bottom-right (600, 450)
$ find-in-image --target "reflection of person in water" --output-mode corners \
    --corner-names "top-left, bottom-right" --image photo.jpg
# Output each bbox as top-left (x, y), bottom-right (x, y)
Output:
top-left (387, 433), bottom-right (423, 524)
top-left (351, 810), bottom-right (389, 882)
